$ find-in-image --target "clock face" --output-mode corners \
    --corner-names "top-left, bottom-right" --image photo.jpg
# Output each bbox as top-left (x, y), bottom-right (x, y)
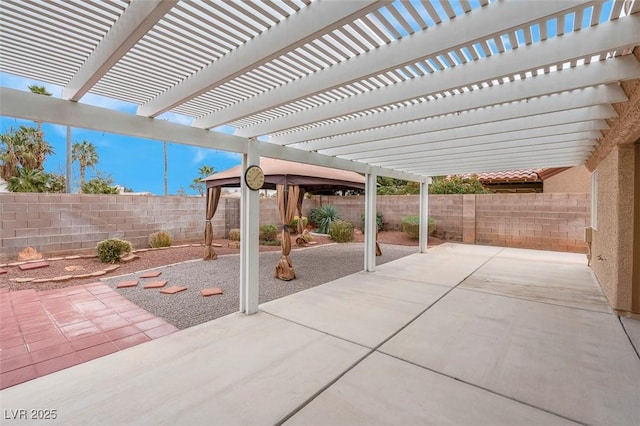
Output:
top-left (245, 165), bottom-right (265, 191)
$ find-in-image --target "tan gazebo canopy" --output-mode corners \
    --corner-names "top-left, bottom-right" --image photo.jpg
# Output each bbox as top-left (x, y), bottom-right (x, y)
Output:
top-left (204, 158), bottom-right (367, 280)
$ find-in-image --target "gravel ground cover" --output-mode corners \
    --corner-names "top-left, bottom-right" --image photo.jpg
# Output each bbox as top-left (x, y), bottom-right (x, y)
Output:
top-left (102, 243), bottom-right (418, 329)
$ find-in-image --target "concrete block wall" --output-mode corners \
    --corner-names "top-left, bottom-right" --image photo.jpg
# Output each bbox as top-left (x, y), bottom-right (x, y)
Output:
top-left (0, 192), bottom-right (590, 260)
top-left (0, 193), bottom-right (214, 259)
top-left (474, 193), bottom-right (590, 252)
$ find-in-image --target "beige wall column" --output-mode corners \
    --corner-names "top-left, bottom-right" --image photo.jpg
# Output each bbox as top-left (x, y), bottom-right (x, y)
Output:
top-left (462, 195), bottom-right (476, 244)
top-left (591, 145), bottom-right (636, 313)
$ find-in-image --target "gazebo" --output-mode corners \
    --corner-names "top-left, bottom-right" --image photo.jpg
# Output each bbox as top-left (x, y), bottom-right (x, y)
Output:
top-left (203, 158), bottom-right (366, 280)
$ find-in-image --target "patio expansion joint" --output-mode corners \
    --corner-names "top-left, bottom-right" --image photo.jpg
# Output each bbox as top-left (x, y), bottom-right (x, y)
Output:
top-left (375, 350), bottom-right (585, 425)
top-left (619, 316), bottom-right (640, 360)
top-left (455, 285), bottom-right (617, 317)
top-left (270, 250), bottom-right (503, 425)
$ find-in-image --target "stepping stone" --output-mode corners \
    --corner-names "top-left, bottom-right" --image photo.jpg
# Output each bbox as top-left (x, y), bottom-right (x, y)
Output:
top-left (201, 288), bottom-right (223, 297)
top-left (120, 254), bottom-right (140, 263)
top-left (144, 280), bottom-right (168, 289)
top-left (32, 278), bottom-right (50, 284)
top-left (160, 286), bottom-right (187, 295)
top-left (19, 261), bottom-right (49, 271)
top-left (103, 265), bottom-right (121, 273)
top-left (116, 280), bottom-right (139, 289)
top-left (13, 278), bottom-right (35, 283)
top-left (0, 269), bottom-right (7, 275)
top-left (89, 270), bottom-right (107, 277)
top-left (140, 271), bottom-right (162, 278)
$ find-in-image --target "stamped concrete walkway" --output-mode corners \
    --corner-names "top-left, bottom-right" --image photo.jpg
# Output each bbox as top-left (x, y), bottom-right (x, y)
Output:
top-left (0, 283), bottom-right (178, 390)
top-left (1, 244), bottom-right (639, 425)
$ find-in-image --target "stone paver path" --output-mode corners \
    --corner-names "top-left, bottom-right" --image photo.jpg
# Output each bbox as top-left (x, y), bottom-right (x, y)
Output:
top-left (0, 283), bottom-right (178, 390)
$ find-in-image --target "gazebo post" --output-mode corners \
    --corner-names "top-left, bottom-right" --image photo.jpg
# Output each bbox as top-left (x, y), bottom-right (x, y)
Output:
top-left (364, 171), bottom-right (377, 272)
top-left (239, 141), bottom-right (260, 314)
top-left (419, 177), bottom-right (431, 253)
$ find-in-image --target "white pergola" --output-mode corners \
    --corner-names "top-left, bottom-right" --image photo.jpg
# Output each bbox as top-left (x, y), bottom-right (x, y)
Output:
top-left (1, 0), bottom-right (639, 313)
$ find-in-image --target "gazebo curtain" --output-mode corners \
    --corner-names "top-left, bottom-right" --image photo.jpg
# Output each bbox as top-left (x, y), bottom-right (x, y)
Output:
top-left (275, 184), bottom-right (299, 280)
top-left (203, 186), bottom-right (221, 260)
top-left (296, 189), bottom-right (305, 235)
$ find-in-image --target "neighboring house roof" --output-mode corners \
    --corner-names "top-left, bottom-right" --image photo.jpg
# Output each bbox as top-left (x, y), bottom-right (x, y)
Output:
top-left (462, 168), bottom-right (572, 184)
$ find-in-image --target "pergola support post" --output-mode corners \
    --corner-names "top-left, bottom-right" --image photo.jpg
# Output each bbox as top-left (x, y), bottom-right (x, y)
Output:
top-left (364, 171), bottom-right (377, 272)
top-left (240, 140), bottom-right (260, 314)
top-left (419, 177), bottom-right (431, 253)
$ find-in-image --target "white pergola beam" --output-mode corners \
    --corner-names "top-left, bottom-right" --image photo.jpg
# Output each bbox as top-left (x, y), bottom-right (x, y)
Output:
top-left (62, 0), bottom-right (177, 101)
top-left (138, 0), bottom-right (384, 117)
top-left (195, 0), bottom-right (590, 129)
top-left (376, 145), bottom-right (594, 169)
top-left (0, 87), bottom-right (425, 184)
top-left (324, 114), bottom-right (610, 157)
top-left (289, 86), bottom-right (624, 150)
top-left (337, 123), bottom-right (606, 160)
top-left (364, 172), bottom-right (377, 272)
top-left (0, 87), bottom-right (247, 153)
top-left (240, 141), bottom-right (260, 314)
top-left (405, 155), bottom-right (588, 174)
top-left (372, 140), bottom-right (596, 168)
top-left (262, 56), bottom-right (640, 145)
top-left (237, 14), bottom-right (640, 137)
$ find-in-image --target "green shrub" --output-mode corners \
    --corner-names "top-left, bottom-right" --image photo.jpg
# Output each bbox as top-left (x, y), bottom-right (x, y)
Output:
top-left (96, 238), bottom-right (132, 264)
top-left (310, 205), bottom-right (339, 234)
top-left (401, 216), bottom-right (436, 239)
top-left (290, 216), bottom-right (308, 230)
top-left (148, 231), bottom-right (172, 248)
top-left (360, 212), bottom-right (384, 231)
top-left (228, 228), bottom-right (241, 241)
top-left (328, 220), bottom-right (354, 243)
top-left (260, 224), bottom-right (278, 241)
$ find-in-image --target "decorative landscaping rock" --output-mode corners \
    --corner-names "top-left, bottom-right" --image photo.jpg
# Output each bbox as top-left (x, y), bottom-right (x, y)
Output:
top-left (19, 262), bottom-right (49, 271)
top-left (144, 280), bottom-right (168, 289)
top-left (103, 265), bottom-right (121, 273)
top-left (140, 271), bottom-right (162, 278)
top-left (50, 275), bottom-right (73, 282)
top-left (116, 280), bottom-right (139, 289)
top-left (120, 253), bottom-right (140, 263)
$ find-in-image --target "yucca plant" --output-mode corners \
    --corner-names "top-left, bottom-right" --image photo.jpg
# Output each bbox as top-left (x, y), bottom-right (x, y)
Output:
top-left (310, 205), bottom-right (339, 234)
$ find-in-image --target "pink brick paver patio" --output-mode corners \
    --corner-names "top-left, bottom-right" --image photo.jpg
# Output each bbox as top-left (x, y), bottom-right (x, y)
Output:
top-left (0, 284), bottom-right (178, 390)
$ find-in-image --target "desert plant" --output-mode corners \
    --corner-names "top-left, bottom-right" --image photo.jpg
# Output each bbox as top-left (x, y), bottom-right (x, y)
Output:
top-left (360, 212), bottom-right (384, 232)
top-left (310, 205), bottom-right (339, 234)
top-left (149, 231), bottom-right (172, 248)
top-left (290, 216), bottom-right (308, 230)
top-left (96, 238), bottom-right (132, 263)
top-left (328, 220), bottom-right (354, 243)
top-left (401, 215), bottom-right (436, 239)
top-left (228, 228), bottom-right (241, 241)
top-left (260, 224), bottom-right (278, 241)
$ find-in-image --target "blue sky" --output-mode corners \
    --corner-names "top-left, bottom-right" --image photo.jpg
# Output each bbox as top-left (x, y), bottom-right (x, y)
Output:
top-left (0, 72), bottom-right (241, 195)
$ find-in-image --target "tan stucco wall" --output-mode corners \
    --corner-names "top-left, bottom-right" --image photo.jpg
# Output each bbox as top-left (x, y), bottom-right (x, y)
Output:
top-left (591, 145), bottom-right (636, 312)
top-left (543, 166), bottom-right (591, 193)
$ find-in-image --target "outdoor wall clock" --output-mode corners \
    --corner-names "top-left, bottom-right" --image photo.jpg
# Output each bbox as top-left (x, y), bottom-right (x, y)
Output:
top-left (244, 165), bottom-right (265, 190)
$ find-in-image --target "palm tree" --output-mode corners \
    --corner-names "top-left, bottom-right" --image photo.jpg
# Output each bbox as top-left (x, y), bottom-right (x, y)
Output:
top-left (72, 140), bottom-right (99, 190)
top-left (190, 165), bottom-right (215, 196)
top-left (0, 125), bottom-right (53, 179)
top-left (28, 85), bottom-right (51, 141)
top-left (7, 167), bottom-right (46, 192)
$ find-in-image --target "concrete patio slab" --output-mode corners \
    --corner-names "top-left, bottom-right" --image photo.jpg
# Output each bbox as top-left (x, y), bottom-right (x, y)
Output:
top-left (621, 317), bottom-right (640, 353)
top-left (261, 273), bottom-right (449, 348)
top-left (374, 244), bottom-right (501, 287)
top-left (0, 312), bottom-right (369, 425)
top-left (380, 288), bottom-right (640, 425)
top-left (460, 256), bottom-right (612, 313)
top-left (497, 247), bottom-right (588, 264)
top-left (286, 352), bottom-right (577, 426)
